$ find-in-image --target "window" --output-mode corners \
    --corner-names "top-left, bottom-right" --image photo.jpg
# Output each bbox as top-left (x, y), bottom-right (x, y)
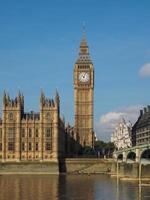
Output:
top-left (21, 128), bottom-right (25, 137)
top-left (45, 142), bottom-right (51, 151)
top-left (8, 128), bottom-right (15, 138)
top-left (46, 128), bottom-right (51, 138)
top-left (22, 143), bottom-right (25, 151)
top-left (0, 129), bottom-right (2, 138)
top-left (46, 112), bottom-right (50, 119)
top-left (35, 129), bottom-right (39, 137)
top-left (0, 143), bottom-right (2, 151)
top-left (29, 143), bottom-right (32, 151)
top-left (8, 142), bottom-right (15, 151)
top-left (35, 143), bottom-right (38, 151)
top-left (9, 113), bottom-right (13, 120)
top-left (29, 128), bottom-right (32, 138)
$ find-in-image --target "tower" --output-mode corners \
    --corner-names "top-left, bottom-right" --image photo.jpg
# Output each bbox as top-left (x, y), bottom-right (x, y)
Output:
top-left (74, 32), bottom-right (94, 148)
top-left (2, 91), bottom-right (24, 161)
top-left (40, 90), bottom-right (60, 160)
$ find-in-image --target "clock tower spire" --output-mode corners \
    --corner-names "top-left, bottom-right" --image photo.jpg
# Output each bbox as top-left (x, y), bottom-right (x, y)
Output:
top-left (80, 30), bottom-right (88, 54)
top-left (74, 32), bottom-right (94, 149)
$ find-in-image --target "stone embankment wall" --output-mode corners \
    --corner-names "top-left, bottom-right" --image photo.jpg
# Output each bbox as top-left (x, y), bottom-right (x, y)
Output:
top-left (0, 162), bottom-right (59, 174)
top-left (61, 158), bottom-right (113, 174)
top-left (0, 159), bottom-right (149, 177)
top-left (0, 159), bottom-right (113, 174)
top-left (111, 162), bottom-right (150, 178)
top-left (141, 164), bottom-right (150, 178)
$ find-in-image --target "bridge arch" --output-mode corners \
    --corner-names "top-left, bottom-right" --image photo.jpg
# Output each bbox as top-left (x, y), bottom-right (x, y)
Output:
top-left (126, 151), bottom-right (136, 163)
top-left (117, 154), bottom-right (123, 161)
top-left (140, 149), bottom-right (150, 163)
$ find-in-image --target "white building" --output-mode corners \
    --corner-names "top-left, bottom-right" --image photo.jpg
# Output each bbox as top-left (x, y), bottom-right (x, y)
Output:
top-left (111, 118), bottom-right (132, 150)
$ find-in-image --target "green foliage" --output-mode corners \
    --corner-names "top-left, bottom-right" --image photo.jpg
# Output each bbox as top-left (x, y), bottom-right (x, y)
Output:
top-left (80, 140), bottom-right (115, 158)
top-left (94, 140), bottom-right (115, 157)
top-left (82, 146), bottom-right (95, 155)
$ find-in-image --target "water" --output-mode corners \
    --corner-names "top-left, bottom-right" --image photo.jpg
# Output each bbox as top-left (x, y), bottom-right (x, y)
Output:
top-left (0, 174), bottom-right (149, 200)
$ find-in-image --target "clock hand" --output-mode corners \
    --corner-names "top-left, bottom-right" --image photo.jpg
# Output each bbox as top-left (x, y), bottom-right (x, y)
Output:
top-left (83, 72), bottom-right (86, 78)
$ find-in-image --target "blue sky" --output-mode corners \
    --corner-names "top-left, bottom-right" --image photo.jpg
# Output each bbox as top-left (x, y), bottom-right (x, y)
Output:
top-left (0, 0), bottom-right (150, 140)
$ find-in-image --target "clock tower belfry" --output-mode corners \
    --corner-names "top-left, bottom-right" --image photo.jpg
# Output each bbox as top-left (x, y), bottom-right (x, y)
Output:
top-left (74, 32), bottom-right (94, 148)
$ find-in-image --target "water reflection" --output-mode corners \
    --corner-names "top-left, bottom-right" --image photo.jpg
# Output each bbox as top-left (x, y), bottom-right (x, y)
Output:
top-left (0, 174), bottom-right (149, 200)
top-left (0, 175), bottom-right (59, 200)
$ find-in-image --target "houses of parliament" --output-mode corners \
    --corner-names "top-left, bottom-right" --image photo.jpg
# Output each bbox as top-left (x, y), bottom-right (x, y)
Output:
top-left (0, 33), bottom-right (95, 162)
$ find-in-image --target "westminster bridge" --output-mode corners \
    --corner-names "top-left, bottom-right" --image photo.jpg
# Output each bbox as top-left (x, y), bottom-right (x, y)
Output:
top-left (113, 143), bottom-right (150, 163)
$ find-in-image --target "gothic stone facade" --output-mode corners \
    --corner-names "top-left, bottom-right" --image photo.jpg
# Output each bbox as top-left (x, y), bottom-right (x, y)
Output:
top-left (0, 91), bottom-right (65, 162)
top-left (111, 118), bottom-right (132, 150)
top-left (0, 34), bottom-right (95, 162)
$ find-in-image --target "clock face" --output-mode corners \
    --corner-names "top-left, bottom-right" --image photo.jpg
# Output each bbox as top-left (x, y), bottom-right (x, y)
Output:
top-left (79, 72), bottom-right (89, 82)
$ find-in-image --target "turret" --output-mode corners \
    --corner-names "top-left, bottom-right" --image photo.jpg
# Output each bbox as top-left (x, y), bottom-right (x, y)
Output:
top-left (17, 91), bottom-right (24, 112)
top-left (40, 90), bottom-right (59, 110)
top-left (3, 91), bottom-right (7, 107)
top-left (40, 90), bottom-right (45, 108)
top-left (55, 90), bottom-right (60, 107)
top-left (3, 91), bottom-right (24, 110)
top-left (21, 93), bottom-right (24, 107)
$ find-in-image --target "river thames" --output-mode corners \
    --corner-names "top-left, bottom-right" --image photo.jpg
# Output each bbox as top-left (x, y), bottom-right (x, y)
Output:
top-left (0, 174), bottom-right (149, 200)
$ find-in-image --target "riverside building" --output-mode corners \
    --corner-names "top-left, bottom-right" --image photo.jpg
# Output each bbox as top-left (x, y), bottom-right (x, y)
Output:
top-left (111, 118), bottom-right (132, 150)
top-left (132, 105), bottom-right (150, 146)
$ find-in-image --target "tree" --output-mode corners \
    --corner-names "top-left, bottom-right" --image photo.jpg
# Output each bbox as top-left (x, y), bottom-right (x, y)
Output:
top-left (94, 140), bottom-right (115, 158)
top-left (82, 146), bottom-right (96, 156)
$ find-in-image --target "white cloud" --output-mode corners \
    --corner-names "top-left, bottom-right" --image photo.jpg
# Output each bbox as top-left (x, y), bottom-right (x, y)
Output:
top-left (139, 63), bottom-right (150, 77)
top-left (100, 112), bottom-right (123, 124)
top-left (95, 105), bottom-right (142, 142)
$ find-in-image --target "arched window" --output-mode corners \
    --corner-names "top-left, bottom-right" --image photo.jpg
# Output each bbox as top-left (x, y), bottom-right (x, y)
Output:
top-left (35, 129), bottom-right (39, 137)
top-left (46, 112), bottom-right (50, 120)
top-left (46, 128), bottom-right (51, 138)
top-left (9, 113), bottom-right (13, 120)
top-left (29, 128), bottom-right (32, 138)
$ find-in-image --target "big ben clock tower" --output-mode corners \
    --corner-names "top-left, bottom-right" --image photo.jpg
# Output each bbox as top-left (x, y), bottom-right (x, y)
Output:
top-left (74, 32), bottom-right (94, 148)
